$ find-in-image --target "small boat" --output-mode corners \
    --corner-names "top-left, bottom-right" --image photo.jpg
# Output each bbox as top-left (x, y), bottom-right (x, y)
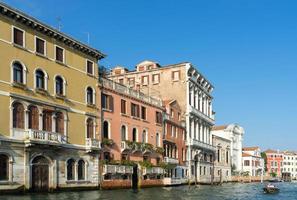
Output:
top-left (263, 184), bottom-right (280, 194)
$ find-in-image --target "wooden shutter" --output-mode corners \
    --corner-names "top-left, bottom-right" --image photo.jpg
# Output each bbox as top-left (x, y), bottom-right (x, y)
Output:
top-left (36, 38), bottom-right (45, 54)
top-left (14, 28), bottom-right (23, 46)
top-left (121, 99), bottom-right (126, 114)
top-left (87, 61), bottom-right (93, 74)
top-left (56, 47), bottom-right (63, 62)
top-left (108, 95), bottom-right (114, 111)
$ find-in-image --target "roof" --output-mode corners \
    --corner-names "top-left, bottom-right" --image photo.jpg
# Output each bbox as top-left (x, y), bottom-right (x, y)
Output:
top-left (264, 149), bottom-right (278, 154)
top-left (0, 2), bottom-right (106, 60)
top-left (242, 147), bottom-right (260, 151)
top-left (242, 152), bottom-right (252, 157)
top-left (212, 125), bottom-right (228, 131)
top-left (163, 99), bottom-right (175, 106)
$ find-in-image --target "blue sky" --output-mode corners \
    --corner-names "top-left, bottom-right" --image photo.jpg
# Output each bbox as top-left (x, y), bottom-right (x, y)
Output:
top-left (2, 0), bottom-right (297, 150)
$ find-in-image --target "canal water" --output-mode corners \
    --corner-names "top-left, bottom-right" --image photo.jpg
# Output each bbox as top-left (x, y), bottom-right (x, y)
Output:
top-left (2, 182), bottom-right (297, 200)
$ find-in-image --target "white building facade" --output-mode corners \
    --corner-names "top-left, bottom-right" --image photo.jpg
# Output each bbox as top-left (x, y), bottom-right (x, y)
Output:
top-left (282, 151), bottom-right (297, 180)
top-left (242, 147), bottom-right (264, 176)
top-left (211, 124), bottom-right (244, 174)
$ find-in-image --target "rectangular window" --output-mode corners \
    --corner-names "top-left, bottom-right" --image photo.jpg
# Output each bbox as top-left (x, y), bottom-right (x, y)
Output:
top-left (172, 70), bottom-right (180, 81)
top-left (141, 106), bottom-right (146, 120)
top-left (141, 76), bottom-right (149, 86)
top-left (244, 160), bottom-right (250, 166)
top-left (156, 111), bottom-right (162, 124)
top-left (102, 94), bottom-right (114, 111)
top-left (55, 46), bottom-right (64, 63)
top-left (170, 109), bottom-right (174, 118)
top-left (131, 103), bottom-right (140, 118)
top-left (119, 78), bottom-right (124, 84)
top-left (35, 37), bottom-right (45, 55)
top-left (152, 74), bottom-right (160, 84)
top-left (178, 112), bottom-right (181, 121)
top-left (121, 99), bottom-right (126, 114)
top-left (13, 27), bottom-right (24, 47)
top-left (128, 78), bottom-right (135, 86)
top-left (86, 60), bottom-right (94, 75)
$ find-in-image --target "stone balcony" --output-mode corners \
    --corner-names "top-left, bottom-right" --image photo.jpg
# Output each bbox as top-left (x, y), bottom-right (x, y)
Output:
top-left (120, 141), bottom-right (132, 152)
top-left (187, 139), bottom-right (216, 152)
top-left (85, 138), bottom-right (101, 152)
top-left (143, 167), bottom-right (164, 175)
top-left (100, 77), bottom-right (162, 107)
top-left (164, 157), bottom-right (179, 164)
top-left (189, 106), bottom-right (215, 125)
top-left (102, 164), bottom-right (133, 174)
top-left (24, 129), bottom-right (67, 146)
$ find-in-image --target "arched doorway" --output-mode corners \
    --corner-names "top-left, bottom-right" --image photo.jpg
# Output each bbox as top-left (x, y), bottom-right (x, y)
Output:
top-left (31, 156), bottom-right (49, 192)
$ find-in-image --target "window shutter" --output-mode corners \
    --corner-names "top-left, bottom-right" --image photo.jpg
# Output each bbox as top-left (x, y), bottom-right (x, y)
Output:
top-left (109, 95), bottom-right (114, 111)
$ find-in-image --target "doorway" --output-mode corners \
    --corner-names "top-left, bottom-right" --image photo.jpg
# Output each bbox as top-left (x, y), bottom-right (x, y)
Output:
top-left (132, 165), bottom-right (138, 190)
top-left (31, 156), bottom-right (49, 192)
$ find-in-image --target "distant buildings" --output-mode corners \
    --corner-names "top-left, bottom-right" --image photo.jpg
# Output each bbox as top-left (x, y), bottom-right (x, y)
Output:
top-left (264, 149), bottom-right (283, 177)
top-left (212, 134), bottom-right (232, 182)
top-left (242, 147), bottom-right (264, 176)
top-left (282, 151), bottom-right (297, 180)
top-left (211, 124), bottom-right (244, 174)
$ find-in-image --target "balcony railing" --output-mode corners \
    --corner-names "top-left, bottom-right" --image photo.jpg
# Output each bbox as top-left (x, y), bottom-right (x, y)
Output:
top-left (100, 78), bottom-right (162, 107)
top-left (189, 106), bottom-right (215, 125)
top-left (143, 167), bottom-right (164, 175)
top-left (164, 157), bottom-right (179, 164)
top-left (121, 141), bottom-right (132, 152)
top-left (86, 138), bottom-right (101, 151)
top-left (188, 139), bottom-right (216, 152)
top-left (103, 164), bottom-right (133, 174)
top-left (25, 129), bottom-right (67, 144)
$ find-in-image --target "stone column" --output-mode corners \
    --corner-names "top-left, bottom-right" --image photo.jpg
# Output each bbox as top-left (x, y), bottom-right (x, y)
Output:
top-left (24, 109), bottom-right (29, 130)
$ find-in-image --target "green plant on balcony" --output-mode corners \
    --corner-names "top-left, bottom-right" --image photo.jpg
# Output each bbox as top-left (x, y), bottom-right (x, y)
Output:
top-left (125, 140), bottom-right (134, 149)
top-left (134, 142), bottom-right (142, 151)
top-left (121, 160), bottom-right (136, 166)
top-left (142, 143), bottom-right (154, 152)
top-left (155, 147), bottom-right (164, 154)
top-left (159, 162), bottom-right (177, 170)
top-left (139, 160), bottom-right (153, 169)
top-left (102, 138), bottom-right (114, 147)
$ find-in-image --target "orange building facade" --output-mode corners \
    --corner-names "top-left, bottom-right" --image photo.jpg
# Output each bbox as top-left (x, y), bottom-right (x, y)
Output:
top-left (99, 77), bottom-right (165, 188)
top-left (265, 149), bottom-right (283, 177)
top-left (163, 100), bottom-right (188, 185)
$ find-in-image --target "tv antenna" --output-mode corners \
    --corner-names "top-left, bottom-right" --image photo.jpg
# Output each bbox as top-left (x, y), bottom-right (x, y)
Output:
top-left (56, 17), bottom-right (62, 31)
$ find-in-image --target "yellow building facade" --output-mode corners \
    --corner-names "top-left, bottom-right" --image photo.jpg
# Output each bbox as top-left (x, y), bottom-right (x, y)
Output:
top-left (0, 2), bottom-right (105, 192)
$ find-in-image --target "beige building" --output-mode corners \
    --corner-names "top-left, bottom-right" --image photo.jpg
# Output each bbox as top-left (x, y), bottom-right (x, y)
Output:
top-left (0, 2), bottom-right (105, 192)
top-left (212, 135), bottom-right (231, 183)
top-left (108, 60), bottom-right (216, 183)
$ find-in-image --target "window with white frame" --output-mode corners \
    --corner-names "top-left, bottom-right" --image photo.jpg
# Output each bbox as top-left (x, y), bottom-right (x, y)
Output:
top-left (55, 45), bottom-right (64, 63)
top-left (55, 76), bottom-right (65, 96)
top-left (35, 37), bottom-right (46, 55)
top-left (35, 69), bottom-right (46, 90)
top-left (141, 75), bottom-right (149, 86)
top-left (13, 27), bottom-right (25, 47)
top-left (12, 61), bottom-right (25, 84)
top-left (172, 70), bottom-right (180, 81)
top-left (86, 60), bottom-right (94, 75)
top-left (86, 87), bottom-right (95, 105)
top-left (152, 74), bottom-right (160, 84)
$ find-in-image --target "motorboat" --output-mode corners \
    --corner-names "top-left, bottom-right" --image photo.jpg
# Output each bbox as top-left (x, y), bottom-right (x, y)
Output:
top-left (263, 184), bottom-right (280, 194)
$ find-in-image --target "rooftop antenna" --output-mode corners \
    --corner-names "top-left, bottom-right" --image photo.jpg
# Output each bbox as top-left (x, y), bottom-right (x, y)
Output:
top-left (56, 17), bottom-right (62, 31)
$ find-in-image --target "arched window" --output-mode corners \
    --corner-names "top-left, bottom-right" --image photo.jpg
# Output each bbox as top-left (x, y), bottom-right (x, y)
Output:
top-left (55, 112), bottom-right (64, 134)
top-left (103, 121), bottom-right (109, 139)
top-left (28, 105), bottom-right (39, 130)
top-left (77, 160), bottom-right (85, 180)
top-left (0, 154), bottom-right (9, 181)
top-left (55, 76), bottom-right (64, 96)
top-left (121, 125), bottom-right (126, 141)
top-left (13, 62), bottom-right (23, 84)
top-left (87, 118), bottom-right (94, 138)
top-left (36, 70), bottom-right (45, 89)
top-left (132, 128), bottom-right (137, 142)
top-left (156, 133), bottom-right (160, 147)
top-left (67, 159), bottom-right (75, 180)
top-left (42, 110), bottom-right (52, 132)
top-left (13, 102), bottom-right (24, 129)
top-left (86, 87), bottom-right (94, 105)
top-left (142, 130), bottom-right (147, 143)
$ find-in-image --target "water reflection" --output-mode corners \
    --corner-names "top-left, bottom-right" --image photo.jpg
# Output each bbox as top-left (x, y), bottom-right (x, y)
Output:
top-left (2, 182), bottom-right (297, 200)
